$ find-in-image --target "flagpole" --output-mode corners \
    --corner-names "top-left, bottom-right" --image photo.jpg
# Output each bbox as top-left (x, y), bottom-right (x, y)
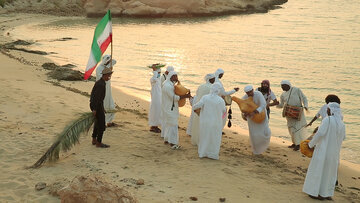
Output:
top-left (111, 40), bottom-right (113, 70)
top-left (110, 10), bottom-right (113, 70)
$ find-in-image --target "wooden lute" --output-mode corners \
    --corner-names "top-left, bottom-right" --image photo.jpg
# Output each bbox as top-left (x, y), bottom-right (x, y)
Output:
top-left (231, 96), bottom-right (266, 123)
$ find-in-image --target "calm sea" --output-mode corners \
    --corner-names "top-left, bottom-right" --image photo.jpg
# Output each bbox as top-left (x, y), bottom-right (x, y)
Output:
top-left (10, 0), bottom-right (360, 164)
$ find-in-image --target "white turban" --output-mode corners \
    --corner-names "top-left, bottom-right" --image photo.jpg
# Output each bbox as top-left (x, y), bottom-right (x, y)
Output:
top-left (215, 68), bottom-right (224, 78)
top-left (210, 82), bottom-right (222, 96)
top-left (101, 54), bottom-right (117, 68)
top-left (204, 73), bottom-right (215, 84)
top-left (166, 66), bottom-right (174, 72)
top-left (244, 85), bottom-right (253, 93)
top-left (281, 80), bottom-right (291, 87)
top-left (328, 102), bottom-right (343, 121)
top-left (166, 71), bottom-right (177, 83)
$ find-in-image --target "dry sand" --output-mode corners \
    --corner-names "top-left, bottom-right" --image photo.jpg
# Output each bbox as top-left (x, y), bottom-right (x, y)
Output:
top-left (0, 13), bottom-right (359, 202)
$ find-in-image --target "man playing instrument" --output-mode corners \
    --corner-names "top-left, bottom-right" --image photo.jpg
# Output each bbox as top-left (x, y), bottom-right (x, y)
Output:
top-left (277, 80), bottom-right (308, 151)
top-left (161, 66), bottom-right (174, 87)
top-left (241, 85), bottom-right (271, 154)
top-left (161, 71), bottom-right (191, 149)
top-left (214, 68), bottom-right (239, 129)
top-left (307, 94), bottom-right (342, 127)
top-left (303, 102), bottom-right (345, 200)
top-left (257, 80), bottom-right (279, 119)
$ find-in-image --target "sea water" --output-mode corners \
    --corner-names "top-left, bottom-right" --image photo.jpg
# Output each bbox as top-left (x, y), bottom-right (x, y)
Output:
top-left (10, 0), bottom-right (360, 164)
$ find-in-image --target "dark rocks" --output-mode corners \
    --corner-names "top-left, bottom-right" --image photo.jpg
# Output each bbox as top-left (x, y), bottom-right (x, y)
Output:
top-left (136, 179), bottom-right (144, 185)
top-left (189, 196), bottom-right (198, 201)
top-left (219, 197), bottom-right (226, 202)
top-left (35, 182), bottom-right (46, 191)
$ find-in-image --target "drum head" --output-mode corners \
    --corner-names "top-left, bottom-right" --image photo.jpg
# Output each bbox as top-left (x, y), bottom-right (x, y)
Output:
top-left (224, 95), bottom-right (232, 106)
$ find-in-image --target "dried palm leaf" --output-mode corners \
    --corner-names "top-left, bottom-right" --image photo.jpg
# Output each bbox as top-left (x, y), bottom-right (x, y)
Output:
top-left (29, 112), bottom-right (95, 168)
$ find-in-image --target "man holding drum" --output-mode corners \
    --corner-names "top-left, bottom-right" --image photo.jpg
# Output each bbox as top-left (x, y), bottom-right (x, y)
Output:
top-left (277, 80), bottom-right (309, 151)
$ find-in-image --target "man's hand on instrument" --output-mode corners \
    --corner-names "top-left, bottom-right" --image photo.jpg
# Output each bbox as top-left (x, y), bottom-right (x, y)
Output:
top-left (234, 87), bottom-right (239, 92)
top-left (247, 110), bottom-right (259, 118)
top-left (241, 113), bottom-right (247, 121)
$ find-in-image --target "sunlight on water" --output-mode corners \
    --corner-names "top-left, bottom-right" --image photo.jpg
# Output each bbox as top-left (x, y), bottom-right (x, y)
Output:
top-left (10, 0), bottom-right (360, 163)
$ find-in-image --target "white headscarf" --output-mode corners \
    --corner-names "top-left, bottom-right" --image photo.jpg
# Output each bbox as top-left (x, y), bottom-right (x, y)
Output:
top-left (215, 68), bottom-right (224, 83)
top-left (244, 85), bottom-right (253, 93)
top-left (210, 82), bottom-right (222, 96)
top-left (281, 80), bottom-right (291, 87)
top-left (101, 54), bottom-right (117, 68)
top-left (166, 66), bottom-right (174, 73)
top-left (166, 71), bottom-right (177, 83)
top-left (204, 73), bottom-right (215, 84)
top-left (328, 102), bottom-right (344, 122)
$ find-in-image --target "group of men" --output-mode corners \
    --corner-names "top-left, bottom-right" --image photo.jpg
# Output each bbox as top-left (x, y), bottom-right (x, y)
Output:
top-left (89, 59), bottom-right (345, 200)
top-left (147, 65), bottom-right (346, 200)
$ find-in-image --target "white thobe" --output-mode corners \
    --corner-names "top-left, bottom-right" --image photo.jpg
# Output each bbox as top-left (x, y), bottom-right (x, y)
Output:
top-left (303, 116), bottom-right (346, 197)
top-left (96, 64), bottom-right (115, 124)
top-left (186, 96), bottom-right (195, 135)
top-left (242, 91), bottom-right (271, 154)
top-left (316, 104), bottom-right (328, 120)
top-left (278, 87), bottom-right (308, 145)
top-left (161, 74), bottom-right (166, 87)
top-left (188, 83), bottom-right (212, 145)
top-left (148, 71), bottom-right (162, 126)
top-left (216, 79), bottom-right (236, 127)
top-left (161, 80), bottom-right (180, 144)
top-left (193, 94), bottom-right (226, 160)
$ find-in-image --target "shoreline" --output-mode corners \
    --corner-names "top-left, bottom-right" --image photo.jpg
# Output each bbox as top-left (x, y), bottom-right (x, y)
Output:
top-left (0, 13), bottom-right (359, 202)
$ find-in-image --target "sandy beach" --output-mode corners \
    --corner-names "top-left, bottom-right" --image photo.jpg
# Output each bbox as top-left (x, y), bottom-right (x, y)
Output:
top-left (0, 13), bottom-right (359, 202)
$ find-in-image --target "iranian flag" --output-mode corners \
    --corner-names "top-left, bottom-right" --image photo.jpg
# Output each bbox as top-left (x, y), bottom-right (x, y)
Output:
top-left (84, 10), bottom-right (112, 80)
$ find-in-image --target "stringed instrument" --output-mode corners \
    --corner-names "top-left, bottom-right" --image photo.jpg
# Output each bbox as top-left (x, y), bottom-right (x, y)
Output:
top-left (174, 81), bottom-right (190, 107)
top-left (231, 96), bottom-right (266, 123)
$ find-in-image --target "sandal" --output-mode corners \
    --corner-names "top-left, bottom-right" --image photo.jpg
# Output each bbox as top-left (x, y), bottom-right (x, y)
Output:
top-left (171, 145), bottom-right (181, 150)
top-left (150, 127), bottom-right (161, 133)
top-left (288, 144), bottom-right (296, 148)
top-left (96, 143), bottom-right (110, 148)
top-left (107, 122), bottom-right (117, 127)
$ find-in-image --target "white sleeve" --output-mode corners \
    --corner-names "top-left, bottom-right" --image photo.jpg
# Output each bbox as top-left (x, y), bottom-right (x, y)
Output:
top-left (256, 92), bottom-right (266, 113)
top-left (270, 91), bottom-right (276, 100)
top-left (309, 117), bottom-right (329, 148)
top-left (277, 93), bottom-right (285, 108)
top-left (299, 88), bottom-right (308, 108)
top-left (193, 96), bottom-right (205, 110)
top-left (150, 71), bottom-right (158, 85)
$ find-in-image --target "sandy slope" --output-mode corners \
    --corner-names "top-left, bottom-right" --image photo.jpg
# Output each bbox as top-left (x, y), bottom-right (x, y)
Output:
top-left (0, 13), bottom-right (359, 202)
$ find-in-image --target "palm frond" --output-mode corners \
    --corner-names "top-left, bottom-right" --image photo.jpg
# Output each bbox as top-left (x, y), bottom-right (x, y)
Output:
top-left (29, 112), bottom-right (95, 168)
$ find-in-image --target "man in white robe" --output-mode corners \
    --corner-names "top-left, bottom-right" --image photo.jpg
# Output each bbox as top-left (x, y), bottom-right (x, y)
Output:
top-left (303, 102), bottom-right (345, 200)
top-left (96, 55), bottom-right (116, 127)
top-left (193, 82), bottom-right (226, 160)
top-left (242, 85), bottom-right (271, 154)
top-left (277, 80), bottom-right (308, 151)
top-left (187, 73), bottom-right (216, 145)
top-left (161, 66), bottom-right (174, 87)
top-left (214, 68), bottom-right (239, 128)
top-left (161, 71), bottom-right (191, 149)
top-left (148, 64), bottom-right (162, 133)
top-left (307, 94), bottom-right (342, 127)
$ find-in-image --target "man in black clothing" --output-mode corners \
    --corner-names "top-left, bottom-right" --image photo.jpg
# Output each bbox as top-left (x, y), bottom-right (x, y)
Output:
top-left (90, 68), bottom-right (113, 148)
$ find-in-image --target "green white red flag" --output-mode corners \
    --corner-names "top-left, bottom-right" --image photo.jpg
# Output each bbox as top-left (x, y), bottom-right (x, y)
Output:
top-left (84, 10), bottom-right (112, 80)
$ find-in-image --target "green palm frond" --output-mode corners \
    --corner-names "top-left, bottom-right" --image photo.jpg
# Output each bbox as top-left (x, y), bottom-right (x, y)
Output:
top-left (29, 112), bottom-right (95, 168)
